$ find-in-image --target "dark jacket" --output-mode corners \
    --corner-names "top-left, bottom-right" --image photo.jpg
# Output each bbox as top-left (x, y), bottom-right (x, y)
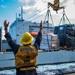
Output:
top-left (5, 32), bottom-right (42, 75)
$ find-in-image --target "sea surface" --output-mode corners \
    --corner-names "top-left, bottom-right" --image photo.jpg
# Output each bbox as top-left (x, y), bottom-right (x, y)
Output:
top-left (0, 62), bottom-right (75, 75)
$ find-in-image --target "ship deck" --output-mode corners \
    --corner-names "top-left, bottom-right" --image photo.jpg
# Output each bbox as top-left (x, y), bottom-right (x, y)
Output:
top-left (1, 50), bottom-right (75, 75)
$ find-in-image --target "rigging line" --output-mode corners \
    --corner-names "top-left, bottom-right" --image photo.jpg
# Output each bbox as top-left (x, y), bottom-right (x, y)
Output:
top-left (49, 8), bottom-right (54, 26)
top-left (26, 7), bottom-right (47, 20)
top-left (60, 0), bottom-right (69, 6)
top-left (27, 7), bottom-right (47, 20)
top-left (31, 11), bottom-right (46, 21)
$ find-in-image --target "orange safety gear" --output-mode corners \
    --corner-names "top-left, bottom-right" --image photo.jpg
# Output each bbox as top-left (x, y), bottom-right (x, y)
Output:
top-left (30, 32), bottom-right (38, 37)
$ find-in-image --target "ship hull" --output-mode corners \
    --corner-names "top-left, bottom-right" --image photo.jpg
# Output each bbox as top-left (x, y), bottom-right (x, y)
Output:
top-left (0, 50), bottom-right (75, 68)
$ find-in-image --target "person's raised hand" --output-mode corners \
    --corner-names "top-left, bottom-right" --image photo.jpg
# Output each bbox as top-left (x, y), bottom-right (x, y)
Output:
top-left (40, 20), bottom-right (42, 32)
top-left (4, 20), bottom-right (9, 28)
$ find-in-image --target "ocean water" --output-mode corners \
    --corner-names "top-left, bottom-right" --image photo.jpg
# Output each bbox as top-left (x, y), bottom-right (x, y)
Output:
top-left (0, 62), bottom-right (75, 75)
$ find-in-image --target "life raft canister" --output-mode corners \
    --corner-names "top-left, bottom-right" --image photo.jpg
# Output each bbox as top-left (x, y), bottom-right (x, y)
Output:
top-left (15, 45), bottom-right (38, 70)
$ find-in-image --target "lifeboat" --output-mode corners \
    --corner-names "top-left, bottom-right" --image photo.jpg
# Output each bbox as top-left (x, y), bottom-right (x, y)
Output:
top-left (30, 32), bottom-right (51, 37)
top-left (30, 32), bottom-right (38, 37)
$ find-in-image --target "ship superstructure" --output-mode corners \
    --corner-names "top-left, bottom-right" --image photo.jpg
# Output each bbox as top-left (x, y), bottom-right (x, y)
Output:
top-left (9, 18), bottom-right (38, 44)
top-left (9, 18), bottom-right (55, 51)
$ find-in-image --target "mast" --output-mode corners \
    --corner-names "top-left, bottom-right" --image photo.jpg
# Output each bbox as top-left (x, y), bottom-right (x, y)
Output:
top-left (21, 6), bottom-right (23, 20)
top-left (16, 13), bottom-right (17, 20)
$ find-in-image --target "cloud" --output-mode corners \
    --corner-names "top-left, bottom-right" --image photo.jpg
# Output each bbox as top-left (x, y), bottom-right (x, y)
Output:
top-left (65, 0), bottom-right (75, 18)
top-left (22, 0), bottom-right (47, 14)
top-left (23, 6), bottom-right (31, 10)
top-left (19, 0), bottom-right (75, 23)
top-left (19, 0), bottom-right (28, 3)
top-left (19, 0), bottom-right (47, 9)
top-left (19, 0), bottom-right (36, 6)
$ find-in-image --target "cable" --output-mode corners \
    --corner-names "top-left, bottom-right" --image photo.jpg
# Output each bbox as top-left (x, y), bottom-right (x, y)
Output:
top-left (26, 7), bottom-right (47, 20)
top-left (31, 11), bottom-right (46, 22)
top-left (60, 0), bottom-right (69, 6)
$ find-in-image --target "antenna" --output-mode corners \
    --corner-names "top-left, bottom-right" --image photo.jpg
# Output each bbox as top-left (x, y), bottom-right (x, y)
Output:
top-left (20, 6), bottom-right (26, 21)
top-left (16, 13), bottom-right (17, 19)
top-left (21, 6), bottom-right (23, 20)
